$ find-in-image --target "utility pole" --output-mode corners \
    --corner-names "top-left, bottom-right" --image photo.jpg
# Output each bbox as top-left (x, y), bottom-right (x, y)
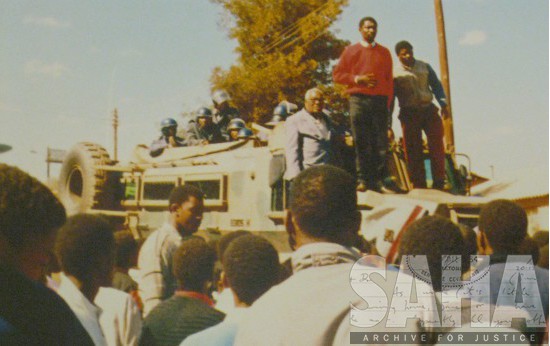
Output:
top-left (113, 108), bottom-right (119, 162)
top-left (434, 0), bottom-right (455, 154)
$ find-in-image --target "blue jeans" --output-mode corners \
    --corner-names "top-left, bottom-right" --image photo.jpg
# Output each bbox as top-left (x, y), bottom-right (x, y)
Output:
top-left (349, 94), bottom-right (389, 187)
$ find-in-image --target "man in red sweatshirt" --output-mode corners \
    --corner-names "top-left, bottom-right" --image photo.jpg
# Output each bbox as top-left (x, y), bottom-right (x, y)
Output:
top-left (333, 17), bottom-right (394, 193)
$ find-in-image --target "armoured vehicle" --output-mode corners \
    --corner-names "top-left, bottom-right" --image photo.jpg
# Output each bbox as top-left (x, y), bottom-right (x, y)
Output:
top-left (57, 129), bottom-right (487, 254)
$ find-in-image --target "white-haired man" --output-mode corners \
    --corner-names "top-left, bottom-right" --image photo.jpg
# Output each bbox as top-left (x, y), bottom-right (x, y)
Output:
top-left (284, 88), bottom-right (336, 181)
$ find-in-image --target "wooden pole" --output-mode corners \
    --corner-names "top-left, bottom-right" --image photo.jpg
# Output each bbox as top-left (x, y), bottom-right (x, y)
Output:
top-left (434, 0), bottom-right (455, 154)
top-left (113, 108), bottom-right (119, 162)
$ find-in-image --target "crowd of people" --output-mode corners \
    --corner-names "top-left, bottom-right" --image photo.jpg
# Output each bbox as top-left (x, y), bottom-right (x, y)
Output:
top-left (0, 161), bottom-right (548, 345)
top-left (1, 14), bottom-right (548, 346)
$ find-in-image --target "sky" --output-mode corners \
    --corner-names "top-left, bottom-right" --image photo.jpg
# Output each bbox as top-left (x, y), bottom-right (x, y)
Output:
top-left (0, 0), bottom-right (548, 191)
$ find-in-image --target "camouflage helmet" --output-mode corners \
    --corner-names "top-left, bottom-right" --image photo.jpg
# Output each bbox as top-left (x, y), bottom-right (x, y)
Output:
top-left (227, 118), bottom-right (246, 131)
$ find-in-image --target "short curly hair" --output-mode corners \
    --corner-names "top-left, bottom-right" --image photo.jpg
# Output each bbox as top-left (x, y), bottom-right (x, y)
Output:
top-left (173, 237), bottom-right (216, 291)
top-left (114, 231), bottom-right (138, 269)
top-left (0, 164), bottom-right (66, 249)
top-left (169, 184), bottom-right (204, 207)
top-left (479, 199), bottom-right (527, 253)
top-left (398, 215), bottom-right (468, 292)
top-left (289, 165), bottom-right (357, 242)
top-left (223, 235), bottom-right (280, 305)
top-left (217, 230), bottom-right (251, 264)
top-left (395, 40), bottom-right (413, 55)
top-left (55, 214), bottom-right (115, 282)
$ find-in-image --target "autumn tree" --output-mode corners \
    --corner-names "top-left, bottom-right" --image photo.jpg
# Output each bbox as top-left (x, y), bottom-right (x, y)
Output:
top-left (210, 0), bottom-right (349, 123)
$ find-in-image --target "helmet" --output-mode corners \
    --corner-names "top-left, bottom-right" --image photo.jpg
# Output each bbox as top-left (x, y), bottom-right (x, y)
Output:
top-left (273, 104), bottom-right (289, 118)
top-left (279, 100), bottom-right (298, 115)
top-left (237, 127), bottom-right (254, 139)
top-left (196, 107), bottom-right (213, 119)
top-left (227, 118), bottom-right (246, 131)
top-left (267, 101), bottom-right (297, 125)
top-left (160, 118), bottom-right (178, 130)
top-left (212, 90), bottom-right (231, 105)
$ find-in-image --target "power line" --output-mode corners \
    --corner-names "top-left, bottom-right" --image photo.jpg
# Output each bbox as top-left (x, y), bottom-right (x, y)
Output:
top-left (261, 2), bottom-right (332, 54)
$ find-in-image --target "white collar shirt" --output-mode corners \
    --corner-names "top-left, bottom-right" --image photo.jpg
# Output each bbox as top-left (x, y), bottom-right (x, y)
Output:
top-left (359, 40), bottom-right (377, 48)
top-left (57, 273), bottom-right (107, 346)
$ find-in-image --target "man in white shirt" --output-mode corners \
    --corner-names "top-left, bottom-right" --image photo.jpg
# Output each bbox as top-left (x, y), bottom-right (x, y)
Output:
top-left (137, 184), bottom-right (205, 316)
top-left (235, 165), bottom-right (439, 345)
top-left (55, 214), bottom-right (117, 346)
top-left (95, 287), bottom-right (142, 346)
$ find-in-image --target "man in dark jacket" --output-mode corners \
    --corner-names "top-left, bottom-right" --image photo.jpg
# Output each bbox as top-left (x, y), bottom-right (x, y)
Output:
top-left (0, 164), bottom-right (94, 345)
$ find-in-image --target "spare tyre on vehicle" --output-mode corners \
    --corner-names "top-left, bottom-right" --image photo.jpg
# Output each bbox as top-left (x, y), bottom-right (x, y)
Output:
top-left (58, 142), bottom-right (121, 215)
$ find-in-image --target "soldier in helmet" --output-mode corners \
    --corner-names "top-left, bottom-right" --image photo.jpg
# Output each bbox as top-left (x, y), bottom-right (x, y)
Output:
top-left (185, 107), bottom-right (225, 146)
top-left (227, 118), bottom-right (246, 142)
top-left (212, 90), bottom-right (240, 141)
top-left (150, 118), bottom-right (186, 157)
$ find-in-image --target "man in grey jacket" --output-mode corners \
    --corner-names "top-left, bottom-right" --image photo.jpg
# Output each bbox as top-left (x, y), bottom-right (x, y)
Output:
top-left (284, 88), bottom-right (335, 181)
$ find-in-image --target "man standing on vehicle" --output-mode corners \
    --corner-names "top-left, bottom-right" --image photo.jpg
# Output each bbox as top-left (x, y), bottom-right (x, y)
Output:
top-left (284, 88), bottom-right (336, 181)
top-left (137, 184), bottom-right (205, 316)
top-left (333, 17), bottom-right (395, 193)
top-left (392, 40), bottom-right (447, 189)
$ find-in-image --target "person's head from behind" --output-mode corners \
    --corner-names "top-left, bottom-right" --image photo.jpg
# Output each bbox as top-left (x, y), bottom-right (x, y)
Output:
top-left (458, 224), bottom-right (478, 258)
top-left (114, 231), bottom-right (139, 272)
top-left (55, 214), bottom-right (115, 294)
top-left (217, 230), bottom-right (251, 263)
top-left (169, 185), bottom-right (204, 236)
top-left (478, 199), bottom-right (527, 255)
top-left (223, 235), bottom-right (280, 306)
top-left (532, 231), bottom-right (549, 249)
top-left (287, 165), bottom-right (361, 249)
top-left (173, 238), bottom-right (216, 293)
top-left (0, 164), bottom-right (66, 281)
top-left (398, 215), bottom-right (468, 292)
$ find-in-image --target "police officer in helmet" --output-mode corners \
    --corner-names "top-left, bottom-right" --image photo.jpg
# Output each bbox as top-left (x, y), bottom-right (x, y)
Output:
top-left (227, 118), bottom-right (246, 141)
top-left (185, 107), bottom-right (225, 146)
top-left (212, 90), bottom-right (240, 141)
top-left (150, 118), bottom-right (186, 157)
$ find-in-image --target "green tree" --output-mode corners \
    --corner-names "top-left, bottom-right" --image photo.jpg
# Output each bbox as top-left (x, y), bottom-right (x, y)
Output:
top-left (210, 0), bottom-right (350, 123)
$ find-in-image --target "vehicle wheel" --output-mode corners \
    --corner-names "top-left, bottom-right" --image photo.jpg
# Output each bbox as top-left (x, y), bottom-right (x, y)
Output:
top-left (58, 142), bottom-right (116, 215)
